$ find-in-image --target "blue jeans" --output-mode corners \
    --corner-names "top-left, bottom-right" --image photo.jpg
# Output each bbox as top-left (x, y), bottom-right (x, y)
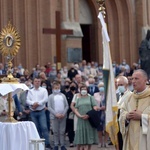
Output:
top-left (45, 110), bottom-right (50, 132)
top-left (30, 109), bottom-right (50, 145)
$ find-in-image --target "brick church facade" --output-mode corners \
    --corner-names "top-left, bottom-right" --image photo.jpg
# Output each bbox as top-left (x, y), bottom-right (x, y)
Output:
top-left (0, 0), bottom-right (149, 70)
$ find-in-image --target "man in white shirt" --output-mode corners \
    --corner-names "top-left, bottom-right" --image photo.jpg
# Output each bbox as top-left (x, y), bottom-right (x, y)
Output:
top-left (26, 77), bottom-right (51, 149)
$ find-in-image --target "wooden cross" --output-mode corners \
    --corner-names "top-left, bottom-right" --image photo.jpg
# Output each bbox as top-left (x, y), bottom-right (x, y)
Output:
top-left (43, 11), bottom-right (73, 70)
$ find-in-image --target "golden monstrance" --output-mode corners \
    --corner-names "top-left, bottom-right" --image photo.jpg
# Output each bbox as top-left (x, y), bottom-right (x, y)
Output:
top-left (0, 22), bottom-right (21, 122)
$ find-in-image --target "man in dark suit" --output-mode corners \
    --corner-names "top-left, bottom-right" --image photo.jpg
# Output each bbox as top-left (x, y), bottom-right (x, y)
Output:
top-left (68, 64), bottom-right (78, 81)
top-left (88, 77), bottom-right (99, 96)
top-left (139, 30), bottom-right (150, 79)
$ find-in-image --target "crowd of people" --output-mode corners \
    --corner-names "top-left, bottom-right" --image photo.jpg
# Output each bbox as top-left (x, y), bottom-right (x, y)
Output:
top-left (0, 58), bottom-right (147, 150)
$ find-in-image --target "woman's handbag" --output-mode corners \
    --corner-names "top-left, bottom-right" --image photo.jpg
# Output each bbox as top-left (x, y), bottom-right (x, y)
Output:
top-left (68, 111), bottom-right (74, 119)
top-left (86, 109), bottom-right (100, 128)
top-left (86, 97), bottom-right (100, 128)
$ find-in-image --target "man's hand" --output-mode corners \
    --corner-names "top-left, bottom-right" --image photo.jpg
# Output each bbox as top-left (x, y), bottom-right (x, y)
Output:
top-left (55, 114), bottom-right (64, 119)
top-left (19, 112), bottom-right (23, 116)
top-left (32, 102), bottom-right (39, 110)
top-left (24, 110), bottom-right (30, 114)
top-left (45, 107), bottom-right (48, 110)
top-left (59, 114), bottom-right (65, 119)
top-left (126, 110), bottom-right (142, 120)
top-left (1, 111), bottom-right (7, 116)
top-left (55, 114), bottom-right (61, 118)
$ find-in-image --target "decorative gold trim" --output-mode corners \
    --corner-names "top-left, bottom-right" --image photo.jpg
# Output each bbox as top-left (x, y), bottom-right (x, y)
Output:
top-left (106, 106), bottom-right (119, 146)
top-left (96, 0), bottom-right (106, 18)
top-left (0, 21), bottom-right (21, 57)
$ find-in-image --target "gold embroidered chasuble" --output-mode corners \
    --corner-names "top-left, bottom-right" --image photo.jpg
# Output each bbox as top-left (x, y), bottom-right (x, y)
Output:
top-left (119, 87), bottom-right (150, 150)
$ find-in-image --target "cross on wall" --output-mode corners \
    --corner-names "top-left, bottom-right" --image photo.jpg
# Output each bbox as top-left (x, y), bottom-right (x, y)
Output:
top-left (43, 11), bottom-right (73, 70)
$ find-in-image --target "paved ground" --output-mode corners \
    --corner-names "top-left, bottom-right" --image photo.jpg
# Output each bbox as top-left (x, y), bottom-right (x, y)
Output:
top-left (50, 134), bottom-right (116, 150)
top-left (66, 145), bottom-right (115, 150)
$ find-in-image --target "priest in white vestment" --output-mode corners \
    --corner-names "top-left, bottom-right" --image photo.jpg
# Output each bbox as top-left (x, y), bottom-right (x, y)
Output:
top-left (119, 69), bottom-right (150, 150)
top-left (116, 75), bottom-right (132, 150)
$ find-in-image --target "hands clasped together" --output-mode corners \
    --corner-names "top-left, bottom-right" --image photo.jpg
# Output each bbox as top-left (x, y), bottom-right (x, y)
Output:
top-left (126, 110), bottom-right (142, 120)
top-left (55, 114), bottom-right (65, 119)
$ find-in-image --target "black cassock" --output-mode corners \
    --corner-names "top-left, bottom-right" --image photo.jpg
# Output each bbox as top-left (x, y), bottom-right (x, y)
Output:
top-left (139, 38), bottom-right (150, 78)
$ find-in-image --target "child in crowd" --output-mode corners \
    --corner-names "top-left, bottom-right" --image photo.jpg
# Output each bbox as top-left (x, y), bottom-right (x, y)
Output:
top-left (48, 81), bottom-right (68, 150)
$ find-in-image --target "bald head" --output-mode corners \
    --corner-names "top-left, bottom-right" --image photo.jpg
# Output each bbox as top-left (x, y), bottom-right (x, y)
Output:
top-left (117, 76), bottom-right (128, 85)
top-left (116, 76), bottom-right (128, 93)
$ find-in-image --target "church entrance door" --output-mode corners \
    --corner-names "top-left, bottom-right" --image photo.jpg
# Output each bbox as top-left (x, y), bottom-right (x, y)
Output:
top-left (81, 24), bottom-right (92, 63)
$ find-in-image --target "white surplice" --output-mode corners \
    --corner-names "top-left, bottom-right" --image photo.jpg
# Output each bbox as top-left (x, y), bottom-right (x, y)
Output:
top-left (117, 90), bottom-right (132, 109)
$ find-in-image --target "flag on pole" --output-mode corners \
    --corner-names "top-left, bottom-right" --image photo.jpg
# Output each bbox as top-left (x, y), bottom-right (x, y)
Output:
top-left (98, 12), bottom-right (119, 146)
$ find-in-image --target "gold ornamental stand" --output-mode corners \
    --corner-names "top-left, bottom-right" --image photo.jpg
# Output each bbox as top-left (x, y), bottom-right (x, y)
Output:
top-left (6, 92), bottom-right (17, 123)
top-left (0, 22), bottom-right (21, 122)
